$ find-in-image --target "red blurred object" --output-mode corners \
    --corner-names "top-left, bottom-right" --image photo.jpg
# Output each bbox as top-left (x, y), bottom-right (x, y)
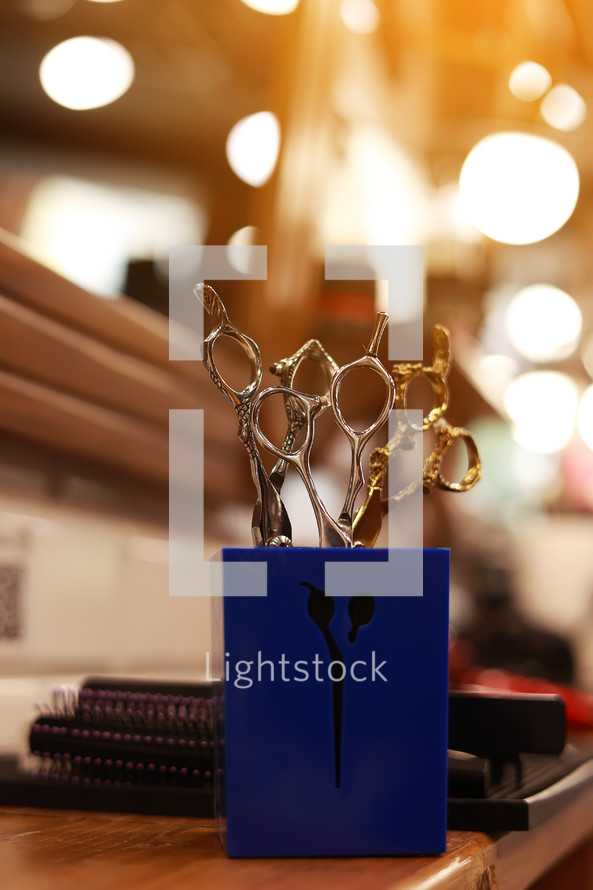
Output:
top-left (455, 667), bottom-right (593, 729)
top-left (449, 633), bottom-right (593, 728)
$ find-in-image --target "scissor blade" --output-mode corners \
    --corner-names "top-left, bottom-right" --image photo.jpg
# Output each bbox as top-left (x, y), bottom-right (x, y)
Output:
top-left (249, 443), bottom-right (292, 546)
top-left (352, 487), bottom-right (384, 548)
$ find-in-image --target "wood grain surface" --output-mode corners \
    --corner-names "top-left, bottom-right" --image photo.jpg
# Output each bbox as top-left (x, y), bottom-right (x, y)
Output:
top-left (3, 792), bottom-right (593, 890)
top-left (0, 809), bottom-right (497, 890)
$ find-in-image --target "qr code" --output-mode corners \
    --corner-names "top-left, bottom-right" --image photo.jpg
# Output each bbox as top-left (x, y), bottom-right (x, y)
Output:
top-left (0, 563), bottom-right (23, 641)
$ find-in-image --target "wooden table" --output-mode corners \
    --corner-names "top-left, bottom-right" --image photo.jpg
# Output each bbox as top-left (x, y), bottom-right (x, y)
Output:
top-left (2, 787), bottom-right (593, 890)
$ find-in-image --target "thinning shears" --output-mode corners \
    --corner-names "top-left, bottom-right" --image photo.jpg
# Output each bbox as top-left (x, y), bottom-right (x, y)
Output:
top-left (195, 284), bottom-right (292, 547)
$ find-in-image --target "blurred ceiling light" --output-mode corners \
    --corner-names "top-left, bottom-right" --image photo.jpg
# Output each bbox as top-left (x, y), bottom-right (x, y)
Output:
top-left (508, 61), bottom-right (551, 101)
top-left (227, 225), bottom-right (259, 274)
top-left (340, 0), bottom-right (379, 34)
top-left (541, 84), bottom-right (587, 132)
top-left (39, 37), bottom-right (134, 110)
top-left (239, 0), bottom-right (299, 13)
top-left (319, 124), bottom-right (428, 247)
top-left (226, 112), bottom-right (280, 187)
top-left (355, 126), bottom-right (427, 245)
top-left (578, 385), bottom-right (593, 452)
top-left (504, 371), bottom-right (577, 453)
top-left (459, 132), bottom-right (579, 245)
top-left (506, 284), bottom-right (582, 362)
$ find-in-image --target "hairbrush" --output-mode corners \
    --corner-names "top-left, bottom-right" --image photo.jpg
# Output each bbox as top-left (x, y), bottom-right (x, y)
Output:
top-left (0, 678), bottom-right (216, 817)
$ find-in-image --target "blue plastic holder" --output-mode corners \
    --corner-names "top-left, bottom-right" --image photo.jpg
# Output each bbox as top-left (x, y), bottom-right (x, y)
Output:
top-left (211, 547), bottom-right (449, 857)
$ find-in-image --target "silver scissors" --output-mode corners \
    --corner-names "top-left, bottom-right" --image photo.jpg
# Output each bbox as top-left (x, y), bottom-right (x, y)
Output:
top-left (330, 312), bottom-right (396, 537)
top-left (195, 283), bottom-right (292, 547)
top-left (268, 338), bottom-right (339, 492)
top-left (251, 312), bottom-right (395, 547)
top-left (251, 386), bottom-right (350, 548)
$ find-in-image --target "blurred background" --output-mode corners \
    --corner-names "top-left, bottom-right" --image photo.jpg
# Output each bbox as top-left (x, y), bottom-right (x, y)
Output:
top-left (1, 0), bottom-right (593, 746)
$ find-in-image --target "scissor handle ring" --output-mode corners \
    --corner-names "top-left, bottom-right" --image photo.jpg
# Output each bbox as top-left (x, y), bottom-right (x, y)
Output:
top-left (330, 356), bottom-right (396, 441)
top-left (251, 386), bottom-right (322, 462)
top-left (203, 328), bottom-right (262, 406)
top-left (425, 424), bottom-right (481, 492)
top-left (392, 368), bottom-right (449, 431)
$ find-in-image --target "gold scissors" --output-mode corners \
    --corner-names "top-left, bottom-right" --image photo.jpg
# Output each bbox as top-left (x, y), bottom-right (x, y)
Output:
top-left (352, 416), bottom-right (481, 547)
top-left (391, 324), bottom-right (450, 430)
top-left (423, 417), bottom-right (482, 494)
top-left (352, 325), bottom-right (481, 547)
top-left (195, 284), bottom-right (292, 547)
top-left (351, 412), bottom-right (416, 548)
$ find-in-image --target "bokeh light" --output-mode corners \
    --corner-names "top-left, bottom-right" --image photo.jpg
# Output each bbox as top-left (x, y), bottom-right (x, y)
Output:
top-left (340, 0), bottom-right (379, 34)
top-left (581, 333), bottom-right (593, 379)
top-left (226, 112), bottom-right (280, 187)
top-left (239, 0), bottom-right (299, 13)
top-left (39, 37), bottom-right (134, 110)
top-left (541, 84), bottom-right (587, 132)
top-left (506, 284), bottom-right (582, 362)
top-left (227, 225), bottom-right (259, 274)
top-left (508, 61), bottom-right (551, 101)
top-left (504, 371), bottom-right (578, 453)
top-left (459, 132), bottom-right (579, 245)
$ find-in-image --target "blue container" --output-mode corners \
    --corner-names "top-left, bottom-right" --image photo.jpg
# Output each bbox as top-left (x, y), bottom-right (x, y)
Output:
top-left (211, 547), bottom-right (449, 857)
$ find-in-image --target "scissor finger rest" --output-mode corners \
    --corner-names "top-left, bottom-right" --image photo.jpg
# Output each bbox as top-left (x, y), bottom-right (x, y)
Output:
top-left (423, 419), bottom-right (482, 493)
